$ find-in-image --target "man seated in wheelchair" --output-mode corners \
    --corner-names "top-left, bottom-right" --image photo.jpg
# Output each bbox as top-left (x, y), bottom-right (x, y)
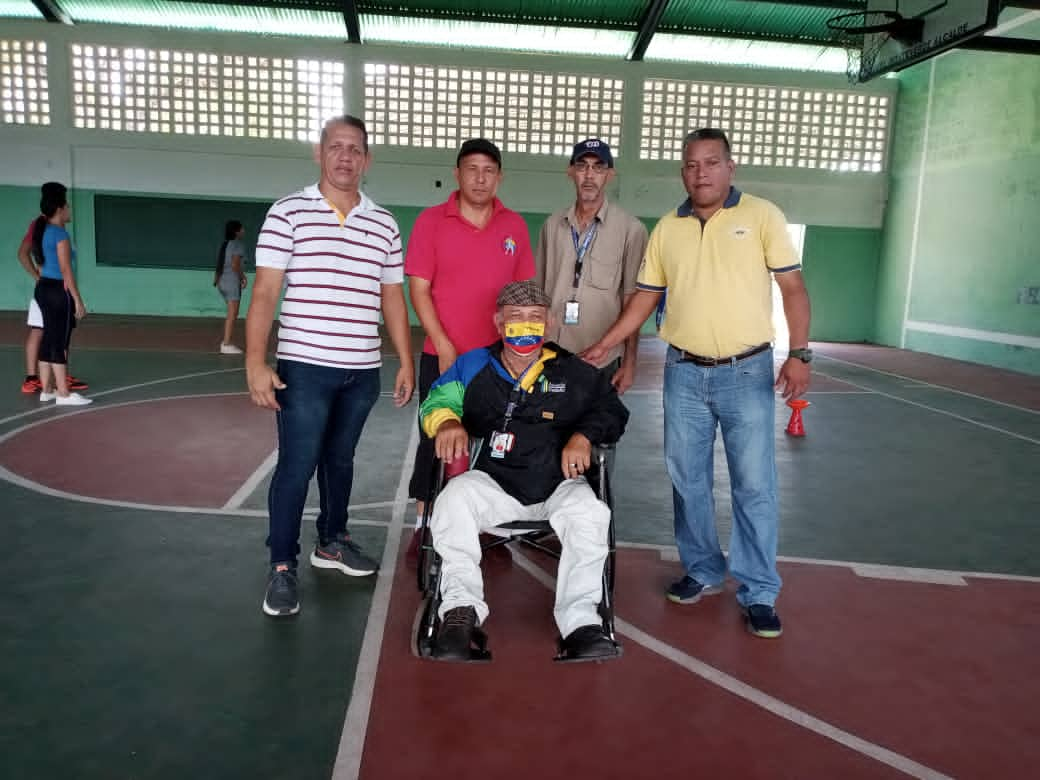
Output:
top-left (419, 280), bottom-right (629, 662)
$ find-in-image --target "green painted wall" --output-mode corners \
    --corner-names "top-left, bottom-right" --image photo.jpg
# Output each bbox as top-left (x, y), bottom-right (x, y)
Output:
top-left (4, 186), bottom-right (883, 344)
top-left (0, 184), bottom-right (549, 325)
top-left (875, 52), bottom-right (1040, 375)
top-left (802, 226), bottom-right (881, 343)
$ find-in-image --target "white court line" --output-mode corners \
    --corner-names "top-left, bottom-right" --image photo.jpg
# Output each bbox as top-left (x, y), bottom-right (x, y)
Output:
top-left (0, 367), bottom-right (243, 427)
top-left (625, 389), bottom-right (875, 396)
top-left (0, 390), bottom-right (406, 519)
top-left (223, 448), bottom-right (279, 510)
top-left (800, 390), bottom-right (873, 394)
top-left (511, 549), bottom-right (954, 780)
top-left (332, 421), bottom-right (418, 780)
top-left (0, 460), bottom-right (396, 523)
top-left (815, 354), bottom-right (1040, 416)
top-left (812, 368), bottom-right (1040, 446)
top-left (641, 543), bottom-right (1040, 585)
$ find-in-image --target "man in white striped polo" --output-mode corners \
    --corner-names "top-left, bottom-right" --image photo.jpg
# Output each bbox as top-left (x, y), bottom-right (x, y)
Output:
top-left (246, 115), bottom-right (415, 617)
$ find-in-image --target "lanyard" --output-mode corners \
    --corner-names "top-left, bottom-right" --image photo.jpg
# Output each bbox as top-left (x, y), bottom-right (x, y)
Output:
top-left (570, 221), bottom-right (598, 291)
top-left (500, 359), bottom-right (541, 432)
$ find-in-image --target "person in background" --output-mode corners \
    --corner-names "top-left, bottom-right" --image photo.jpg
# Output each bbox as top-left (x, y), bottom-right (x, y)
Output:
top-left (32, 185), bottom-right (91, 406)
top-left (16, 181), bottom-right (88, 394)
top-left (214, 219), bottom-right (248, 355)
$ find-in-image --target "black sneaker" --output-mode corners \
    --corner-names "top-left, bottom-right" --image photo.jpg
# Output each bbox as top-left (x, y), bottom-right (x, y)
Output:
top-left (263, 563), bottom-right (299, 617)
top-left (743, 604), bottom-right (783, 638)
top-left (666, 575), bottom-right (724, 604)
top-left (310, 533), bottom-right (379, 576)
top-left (433, 606), bottom-right (488, 662)
top-left (557, 624), bottom-right (621, 663)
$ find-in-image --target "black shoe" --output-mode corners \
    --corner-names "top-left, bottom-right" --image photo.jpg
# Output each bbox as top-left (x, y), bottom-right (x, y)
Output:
top-left (432, 606), bottom-right (490, 662)
top-left (556, 624), bottom-right (621, 663)
top-left (743, 604), bottom-right (783, 638)
top-left (310, 533), bottom-right (379, 576)
top-left (666, 575), bottom-right (723, 604)
top-left (263, 563), bottom-right (299, 617)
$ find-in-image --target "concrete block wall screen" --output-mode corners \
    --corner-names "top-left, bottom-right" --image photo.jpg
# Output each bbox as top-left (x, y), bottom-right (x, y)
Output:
top-left (829, 0), bottom-right (1002, 84)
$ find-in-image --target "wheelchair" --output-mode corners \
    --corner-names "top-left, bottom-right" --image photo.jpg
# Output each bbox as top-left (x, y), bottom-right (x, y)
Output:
top-left (413, 439), bottom-right (620, 663)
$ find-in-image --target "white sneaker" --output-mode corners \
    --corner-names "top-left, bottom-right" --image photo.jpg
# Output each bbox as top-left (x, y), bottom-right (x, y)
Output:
top-left (39, 391), bottom-right (56, 403)
top-left (55, 392), bottom-right (92, 406)
top-left (219, 343), bottom-right (243, 355)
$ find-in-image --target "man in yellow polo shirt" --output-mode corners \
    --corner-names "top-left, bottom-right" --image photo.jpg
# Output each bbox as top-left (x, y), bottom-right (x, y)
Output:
top-left (584, 128), bottom-right (811, 639)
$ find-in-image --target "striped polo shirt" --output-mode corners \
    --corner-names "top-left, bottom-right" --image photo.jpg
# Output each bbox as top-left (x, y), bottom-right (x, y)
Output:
top-left (256, 184), bottom-right (403, 369)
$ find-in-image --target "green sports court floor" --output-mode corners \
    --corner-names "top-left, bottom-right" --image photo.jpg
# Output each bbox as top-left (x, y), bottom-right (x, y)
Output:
top-left (1, 313), bottom-right (1037, 780)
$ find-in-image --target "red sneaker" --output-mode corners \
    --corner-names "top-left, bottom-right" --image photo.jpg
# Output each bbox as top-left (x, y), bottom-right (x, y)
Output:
top-left (21, 376), bottom-right (42, 394)
top-left (67, 375), bottom-right (89, 391)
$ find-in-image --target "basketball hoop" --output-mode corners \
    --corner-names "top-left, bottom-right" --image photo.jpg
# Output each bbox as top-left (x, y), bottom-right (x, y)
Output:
top-left (827, 10), bottom-right (925, 84)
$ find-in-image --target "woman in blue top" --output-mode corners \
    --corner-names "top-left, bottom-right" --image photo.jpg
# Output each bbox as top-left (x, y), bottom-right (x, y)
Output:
top-left (213, 219), bottom-right (248, 354)
top-left (32, 186), bottom-right (90, 406)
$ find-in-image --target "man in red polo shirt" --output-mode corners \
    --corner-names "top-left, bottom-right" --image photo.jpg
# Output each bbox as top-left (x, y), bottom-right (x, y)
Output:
top-left (406, 138), bottom-right (535, 547)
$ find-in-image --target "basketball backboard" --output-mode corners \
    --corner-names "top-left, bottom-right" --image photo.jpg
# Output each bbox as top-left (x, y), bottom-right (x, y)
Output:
top-left (848, 0), bottom-right (1002, 82)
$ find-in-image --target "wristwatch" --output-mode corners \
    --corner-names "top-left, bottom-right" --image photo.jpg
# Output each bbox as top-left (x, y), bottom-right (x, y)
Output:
top-left (788, 348), bottom-right (813, 364)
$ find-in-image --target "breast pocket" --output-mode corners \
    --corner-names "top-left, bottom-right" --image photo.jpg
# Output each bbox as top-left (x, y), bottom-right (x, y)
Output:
top-left (584, 252), bottom-right (620, 290)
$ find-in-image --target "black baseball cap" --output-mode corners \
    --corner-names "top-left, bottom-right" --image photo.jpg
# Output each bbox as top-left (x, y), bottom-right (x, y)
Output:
top-left (457, 138), bottom-right (502, 168)
top-left (570, 139), bottom-right (614, 168)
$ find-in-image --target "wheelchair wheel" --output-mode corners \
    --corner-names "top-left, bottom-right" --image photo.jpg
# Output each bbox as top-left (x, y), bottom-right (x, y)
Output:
top-left (417, 526), bottom-right (437, 594)
top-left (412, 593), bottom-right (440, 659)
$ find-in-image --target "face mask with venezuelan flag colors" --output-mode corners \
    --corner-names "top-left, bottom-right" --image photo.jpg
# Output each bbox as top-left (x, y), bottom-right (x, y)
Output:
top-left (504, 321), bottom-right (545, 355)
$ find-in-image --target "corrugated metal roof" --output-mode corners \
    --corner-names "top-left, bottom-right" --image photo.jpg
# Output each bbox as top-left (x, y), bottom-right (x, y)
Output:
top-left (2, 0), bottom-right (863, 62)
top-left (361, 14), bottom-right (636, 56)
top-left (0, 0), bottom-right (43, 18)
top-left (57, 0), bottom-right (344, 36)
top-left (645, 32), bottom-right (846, 72)
top-left (661, 0), bottom-right (848, 45)
top-left (359, 0), bottom-right (649, 29)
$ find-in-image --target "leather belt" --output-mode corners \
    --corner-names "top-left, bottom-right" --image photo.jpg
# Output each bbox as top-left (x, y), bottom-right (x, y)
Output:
top-left (675, 343), bottom-right (770, 367)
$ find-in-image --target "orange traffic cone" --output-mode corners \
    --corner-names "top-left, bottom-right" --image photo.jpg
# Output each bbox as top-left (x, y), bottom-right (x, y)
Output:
top-left (785, 398), bottom-right (810, 437)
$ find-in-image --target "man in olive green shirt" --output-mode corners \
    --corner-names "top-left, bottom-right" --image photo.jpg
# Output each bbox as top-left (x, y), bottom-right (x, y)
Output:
top-left (534, 139), bottom-right (648, 394)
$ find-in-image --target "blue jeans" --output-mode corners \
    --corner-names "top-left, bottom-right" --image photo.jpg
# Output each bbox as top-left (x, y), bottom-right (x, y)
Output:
top-left (662, 346), bottom-right (781, 607)
top-left (267, 359), bottom-right (380, 564)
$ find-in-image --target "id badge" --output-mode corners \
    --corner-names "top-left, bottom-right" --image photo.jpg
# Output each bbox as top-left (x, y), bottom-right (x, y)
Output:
top-left (564, 300), bottom-right (580, 325)
top-left (489, 431), bottom-right (515, 459)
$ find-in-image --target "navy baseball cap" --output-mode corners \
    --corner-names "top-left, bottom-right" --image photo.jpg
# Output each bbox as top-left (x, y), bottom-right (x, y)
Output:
top-left (569, 139), bottom-right (614, 168)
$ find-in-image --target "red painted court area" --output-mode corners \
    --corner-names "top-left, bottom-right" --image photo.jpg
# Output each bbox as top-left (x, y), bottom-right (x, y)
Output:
top-left (0, 395), bottom-right (274, 507)
top-left (361, 536), bottom-right (1040, 780)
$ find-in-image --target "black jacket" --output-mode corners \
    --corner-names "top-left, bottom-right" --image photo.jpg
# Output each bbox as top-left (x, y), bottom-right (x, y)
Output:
top-left (419, 341), bottom-right (629, 505)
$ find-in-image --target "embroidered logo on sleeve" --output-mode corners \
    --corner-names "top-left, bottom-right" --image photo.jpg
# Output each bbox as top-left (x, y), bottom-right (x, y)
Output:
top-left (503, 236), bottom-right (517, 255)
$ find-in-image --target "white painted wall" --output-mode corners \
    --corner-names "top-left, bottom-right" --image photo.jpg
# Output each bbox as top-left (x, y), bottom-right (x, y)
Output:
top-left (1, 18), bottom-right (897, 227)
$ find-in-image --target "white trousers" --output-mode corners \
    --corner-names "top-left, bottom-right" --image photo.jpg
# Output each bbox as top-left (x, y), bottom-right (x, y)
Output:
top-left (430, 469), bottom-right (610, 639)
